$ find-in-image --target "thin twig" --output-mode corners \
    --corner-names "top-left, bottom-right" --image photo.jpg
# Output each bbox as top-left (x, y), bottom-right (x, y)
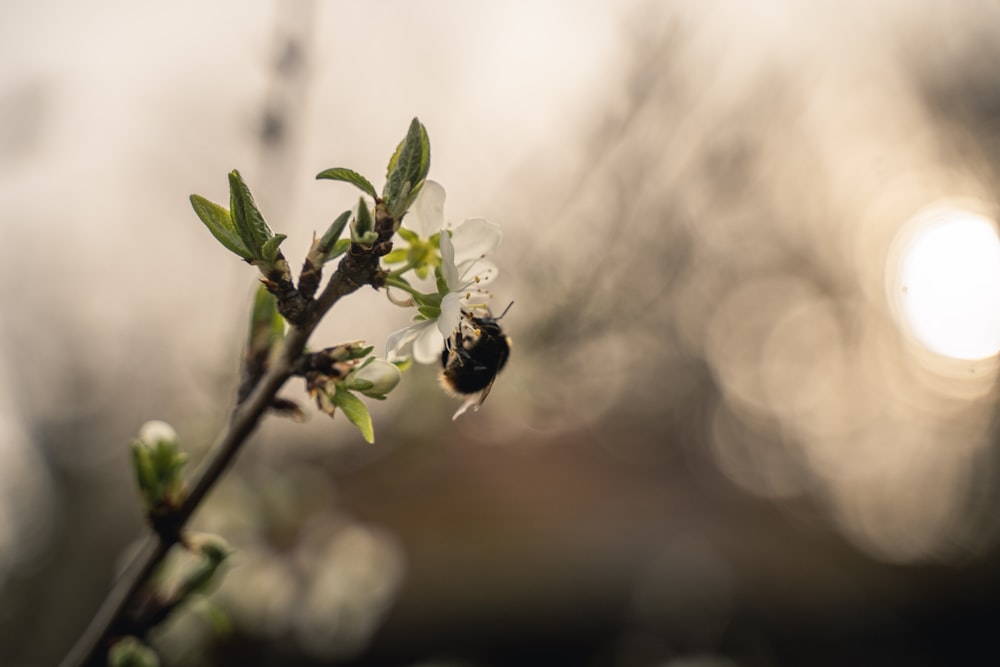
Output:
top-left (59, 256), bottom-right (374, 667)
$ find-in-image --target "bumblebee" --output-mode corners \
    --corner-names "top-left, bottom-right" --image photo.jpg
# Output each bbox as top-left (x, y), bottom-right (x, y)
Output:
top-left (440, 303), bottom-right (512, 419)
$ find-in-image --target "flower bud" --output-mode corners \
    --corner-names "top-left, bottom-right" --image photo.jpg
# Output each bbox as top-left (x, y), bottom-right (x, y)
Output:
top-left (131, 420), bottom-right (188, 517)
top-left (137, 420), bottom-right (178, 447)
top-left (346, 359), bottom-right (401, 398)
top-left (327, 341), bottom-right (374, 362)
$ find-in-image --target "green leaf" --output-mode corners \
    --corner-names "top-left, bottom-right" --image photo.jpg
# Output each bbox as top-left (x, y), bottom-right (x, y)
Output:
top-left (381, 248), bottom-right (408, 264)
top-left (130, 443), bottom-right (158, 508)
top-left (324, 238), bottom-right (351, 263)
top-left (325, 342), bottom-right (374, 362)
top-left (199, 600), bottom-right (232, 636)
top-left (355, 198), bottom-right (373, 234)
top-left (131, 432), bottom-right (187, 514)
top-left (197, 535), bottom-right (232, 564)
top-left (413, 290), bottom-right (442, 308)
top-left (417, 305), bottom-right (441, 320)
top-left (396, 227), bottom-right (419, 243)
top-left (384, 137), bottom-right (404, 184)
top-left (332, 389), bottom-right (375, 443)
top-left (354, 231), bottom-right (378, 246)
top-left (190, 195), bottom-right (253, 260)
top-left (348, 378), bottom-right (374, 392)
top-left (228, 170), bottom-right (274, 259)
top-left (178, 558), bottom-right (221, 598)
top-left (316, 167), bottom-right (378, 199)
top-left (248, 284), bottom-right (284, 356)
top-left (178, 535), bottom-right (232, 598)
top-left (390, 179), bottom-right (428, 220)
top-left (320, 210), bottom-right (352, 255)
top-left (150, 439), bottom-right (187, 474)
top-left (351, 199), bottom-right (377, 247)
top-left (260, 233), bottom-right (287, 264)
top-left (388, 181), bottom-right (412, 219)
top-left (435, 266), bottom-right (449, 295)
top-left (383, 118), bottom-right (430, 214)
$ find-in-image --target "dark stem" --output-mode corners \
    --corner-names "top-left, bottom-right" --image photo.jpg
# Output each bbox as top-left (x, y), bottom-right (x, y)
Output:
top-left (58, 245), bottom-right (382, 667)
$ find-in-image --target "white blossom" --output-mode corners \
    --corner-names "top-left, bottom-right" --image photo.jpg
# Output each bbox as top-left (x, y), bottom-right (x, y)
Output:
top-left (386, 182), bottom-right (502, 364)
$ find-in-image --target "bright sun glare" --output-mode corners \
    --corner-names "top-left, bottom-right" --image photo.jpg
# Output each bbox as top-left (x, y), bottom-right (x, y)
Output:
top-left (893, 207), bottom-right (1000, 360)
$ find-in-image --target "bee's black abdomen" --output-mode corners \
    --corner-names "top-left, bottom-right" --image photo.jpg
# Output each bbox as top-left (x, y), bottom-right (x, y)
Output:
top-left (442, 365), bottom-right (493, 394)
top-left (442, 342), bottom-right (509, 394)
top-left (440, 314), bottom-right (511, 397)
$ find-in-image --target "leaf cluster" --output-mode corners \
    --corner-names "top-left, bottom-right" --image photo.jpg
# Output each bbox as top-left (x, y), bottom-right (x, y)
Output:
top-left (190, 170), bottom-right (286, 266)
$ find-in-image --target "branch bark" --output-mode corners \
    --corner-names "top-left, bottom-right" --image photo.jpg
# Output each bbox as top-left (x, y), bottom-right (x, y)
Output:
top-left (59, 238), bottom-right (390, 667)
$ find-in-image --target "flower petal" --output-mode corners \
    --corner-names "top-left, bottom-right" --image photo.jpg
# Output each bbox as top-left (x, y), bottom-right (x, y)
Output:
top-left (439, 227), bottom-right (460, 290)
top-left (450, 218), bottom-right (502, 266)
top-left (438, 292), bottom-right (466, 339)
top-left (138, 420), bottom-right (178, 445)
top-left (413, 322), bottom-right (446, 364)
top-left (385, 321), bottom-right (427, 361)
top-left (437, 289), bottom-right (495, 339)
top-left (405, 180), bottom-right (446, 237)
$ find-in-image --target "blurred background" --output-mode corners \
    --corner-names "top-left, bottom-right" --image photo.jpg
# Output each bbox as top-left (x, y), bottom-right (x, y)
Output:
top-left (4, 0), bottom-right (1000, 665)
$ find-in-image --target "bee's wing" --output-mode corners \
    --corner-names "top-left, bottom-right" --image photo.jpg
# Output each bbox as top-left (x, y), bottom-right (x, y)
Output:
top-left (451, 368), bottom-right (499, 421)
top-left (473, 375), bottom-right (497, 410)
top-left (471, 351), bottom-right (509, 411)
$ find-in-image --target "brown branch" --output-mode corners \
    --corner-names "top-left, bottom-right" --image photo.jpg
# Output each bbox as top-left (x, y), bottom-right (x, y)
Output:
top-left (58, 238), bottom-right (391, 667)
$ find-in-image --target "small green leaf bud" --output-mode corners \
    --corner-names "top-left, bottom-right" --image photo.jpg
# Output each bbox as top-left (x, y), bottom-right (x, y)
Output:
top-left (108, 636), bottom-right (161, 667)
top-left (260, 233), bottom-right (287, 264)
top-left (187, 532), bottom-right (233, 564)
top-left (131, 421), bottom-right (188, 517)
top-left (247, 286), bottom-right (284, 361)
top-left (327, 341), bottom-right (375, 362)
top-left (177, 533), bottom-right (233, 598)
top-left (351, 198), bottom-right (378, 248)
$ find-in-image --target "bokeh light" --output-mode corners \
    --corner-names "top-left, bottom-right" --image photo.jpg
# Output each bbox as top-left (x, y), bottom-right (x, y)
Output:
top-left (889, 204), bottom-right (1000, 360)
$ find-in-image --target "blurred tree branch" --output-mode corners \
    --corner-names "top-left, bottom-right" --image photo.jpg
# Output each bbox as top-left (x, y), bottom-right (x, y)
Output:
top-left (59, 229), bottom-right (393, 667)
